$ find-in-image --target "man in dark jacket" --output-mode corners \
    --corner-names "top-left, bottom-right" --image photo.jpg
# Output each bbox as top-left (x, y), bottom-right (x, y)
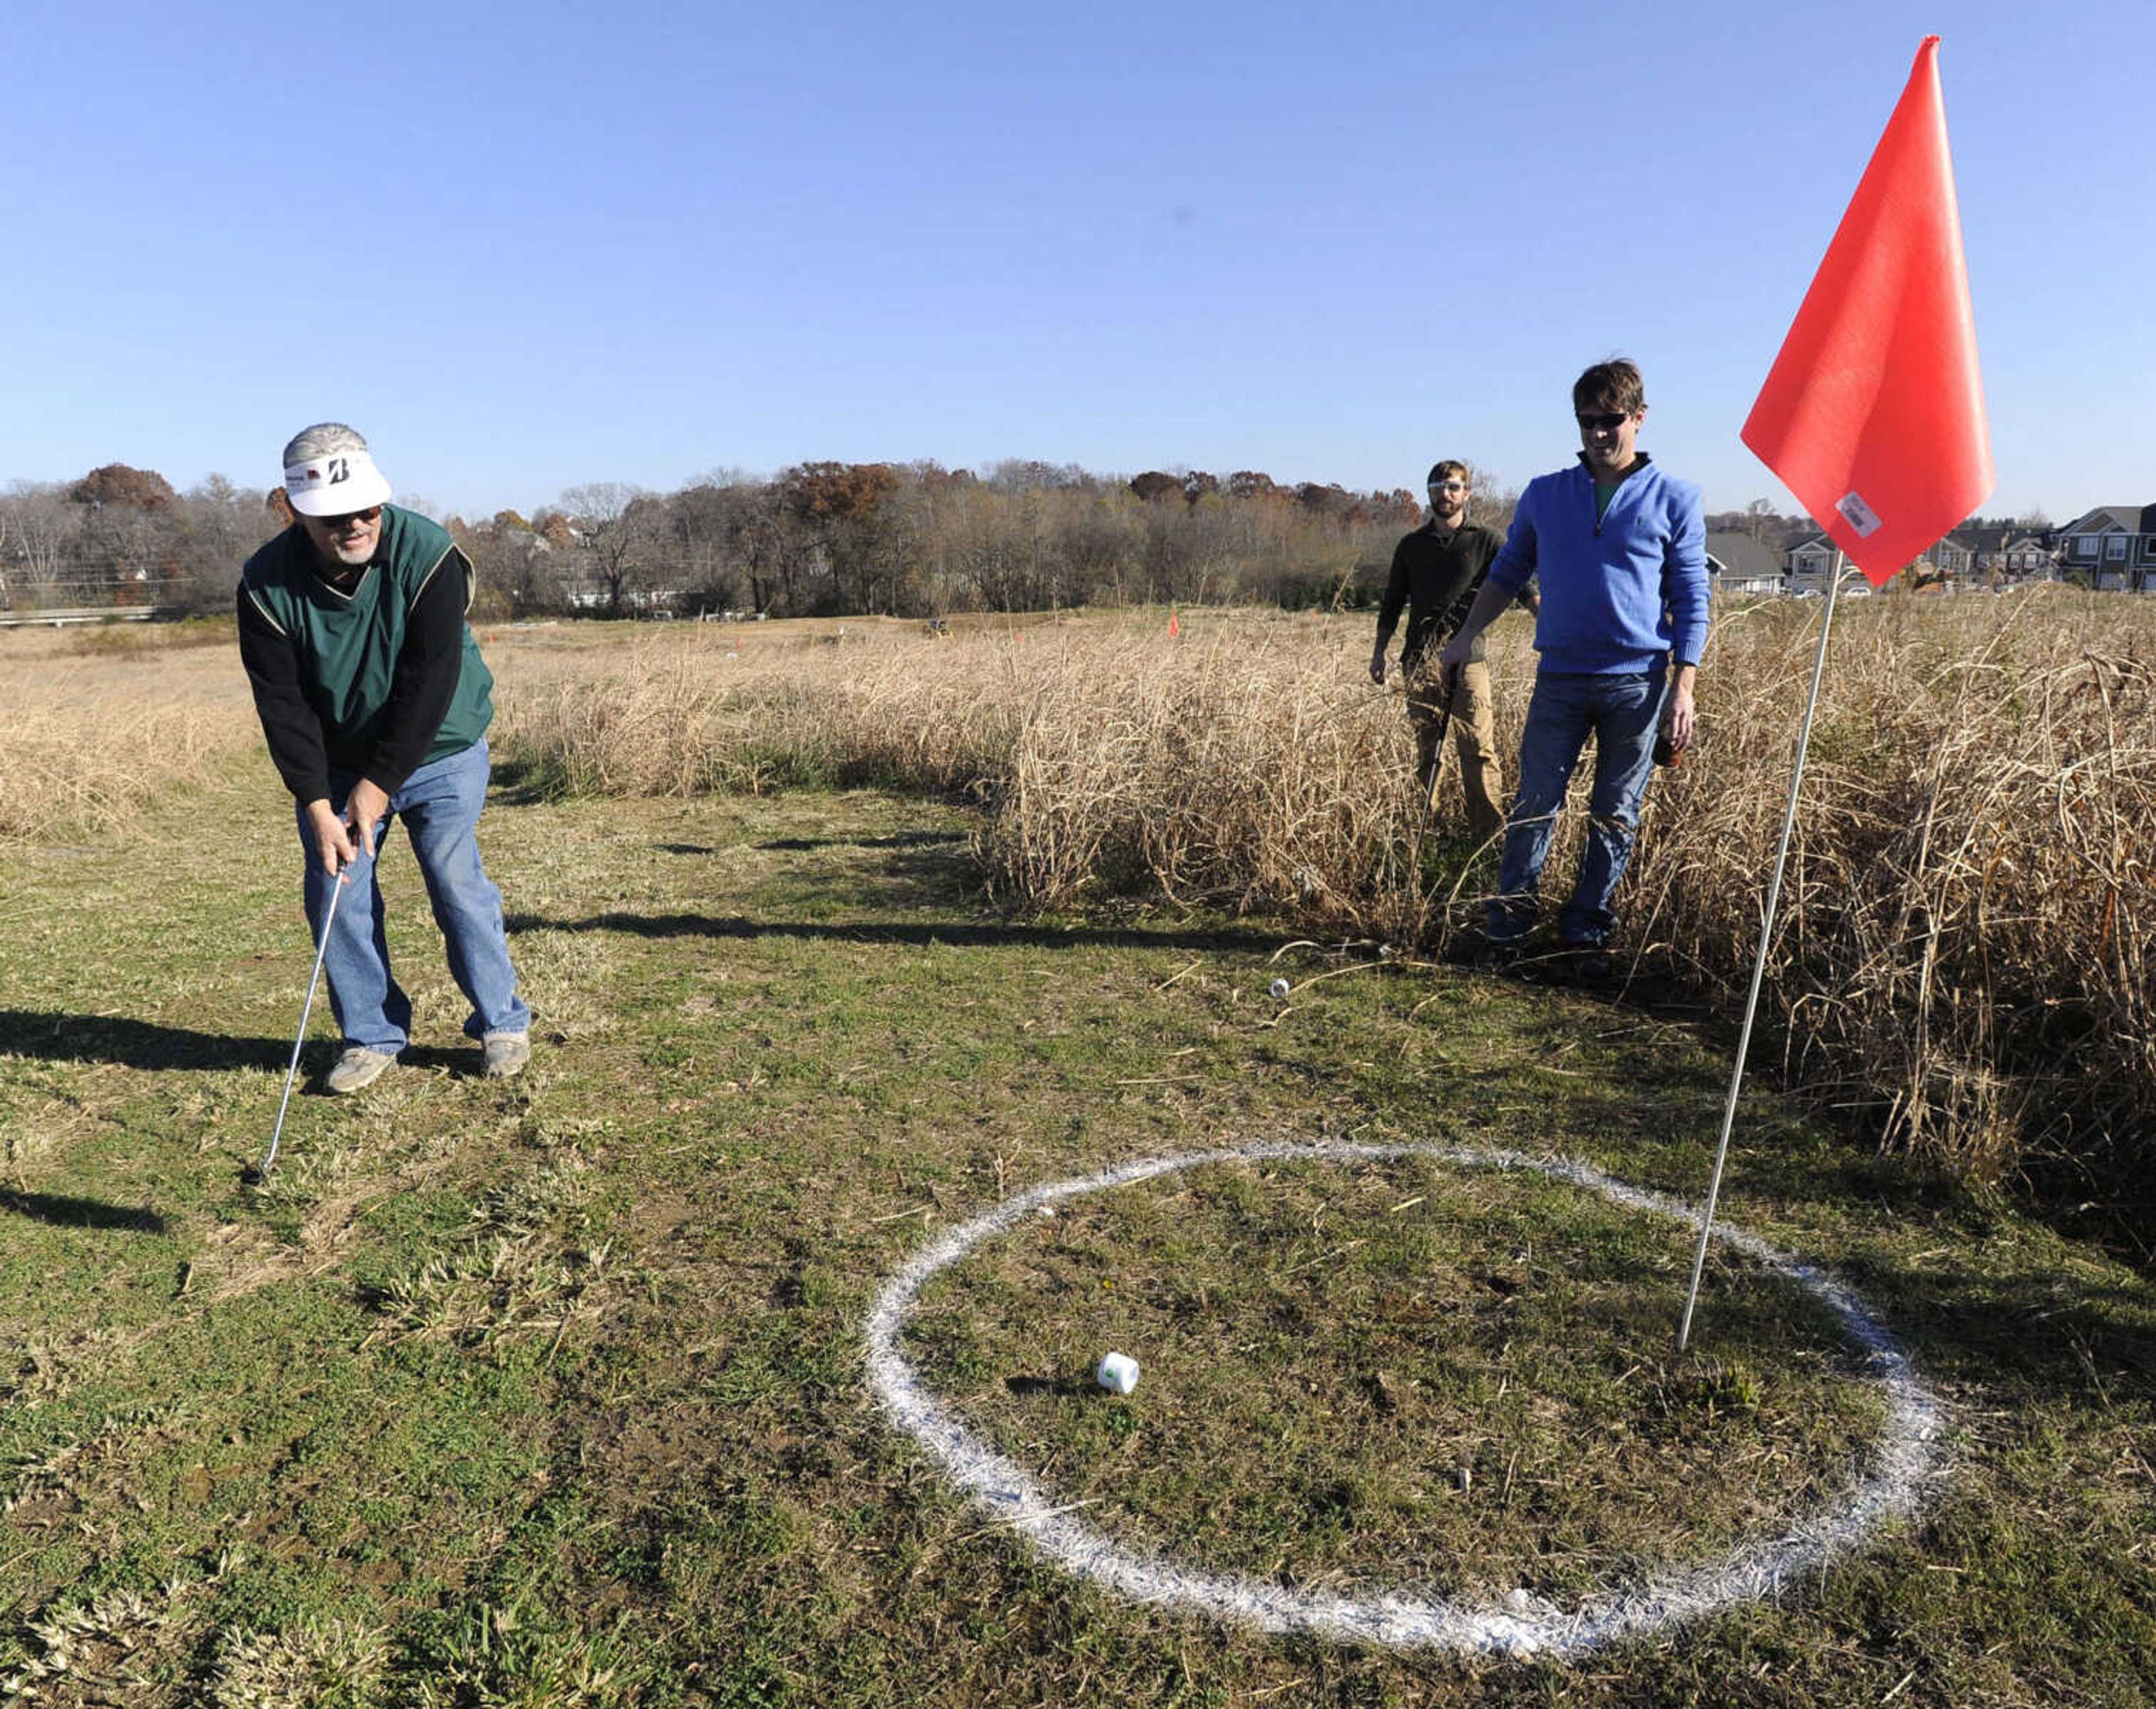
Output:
top-left (1369, 461), bottom-right (1536, 843)
top-left (239, 423), bottom-right (530, 1093)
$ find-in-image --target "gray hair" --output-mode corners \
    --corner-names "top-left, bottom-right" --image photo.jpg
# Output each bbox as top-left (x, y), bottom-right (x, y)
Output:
top-left (282, 422), bottom-right (370, 468)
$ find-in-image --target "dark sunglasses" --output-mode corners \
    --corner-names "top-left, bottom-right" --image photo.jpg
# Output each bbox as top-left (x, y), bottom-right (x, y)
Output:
top-left (1576, 411), bottom-right (1630, 432)
top-left (316, 506), bottom-right (383, 527)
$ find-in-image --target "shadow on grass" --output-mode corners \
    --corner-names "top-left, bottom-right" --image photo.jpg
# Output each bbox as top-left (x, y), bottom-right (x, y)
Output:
top-left (0, 1012), bottom-right (487, 1082)
top-left (0, 1009), bottom-right (287, 1072)
top-left (482, 755), bottom-right (555, 807)
top-left (504, 911), bottom-right (1285, 956)
top-left (1005, 1374), bottom-right (1098, 1399)
top-left (1831, 1252), bottom-right (2156, 1398)
top-left (0, 1188), bottom-right (166, 1235)
top-left (1433, 1003), bottom-right (2156, 1402)
top-left (756, 830), bottom-right (970, 853)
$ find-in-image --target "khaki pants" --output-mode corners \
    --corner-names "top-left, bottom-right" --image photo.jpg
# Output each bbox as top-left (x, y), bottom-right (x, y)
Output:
top-left (1406, 658), bottom-right (1505, 845)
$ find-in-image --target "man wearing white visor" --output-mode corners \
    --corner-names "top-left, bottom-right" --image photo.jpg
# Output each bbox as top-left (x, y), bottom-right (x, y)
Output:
top-left (239, 423), bottom-right (530, 1092)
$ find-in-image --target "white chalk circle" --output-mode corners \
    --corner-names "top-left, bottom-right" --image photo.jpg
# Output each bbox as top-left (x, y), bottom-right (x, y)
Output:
top-left (864, 1140), bottom-right (1943, 1658)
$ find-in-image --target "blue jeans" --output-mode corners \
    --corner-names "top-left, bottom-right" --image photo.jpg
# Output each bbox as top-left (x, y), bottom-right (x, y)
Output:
top-left (1486, 670), bottom-right (1666, 948)
top-left (298, 738), bottom-right (529, 1054)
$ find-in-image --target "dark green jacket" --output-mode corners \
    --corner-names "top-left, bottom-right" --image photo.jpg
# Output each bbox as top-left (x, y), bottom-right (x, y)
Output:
top-left (239, 506), bottom-right (492, 798)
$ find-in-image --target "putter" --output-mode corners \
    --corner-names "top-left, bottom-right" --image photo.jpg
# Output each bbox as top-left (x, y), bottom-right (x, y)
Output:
top-left (1423, 688), bottom-right (1456, 818)
top-left (1410, 666), bottom-right (1458, 827)
top-left (251, 861), bottom-right (348, 1183)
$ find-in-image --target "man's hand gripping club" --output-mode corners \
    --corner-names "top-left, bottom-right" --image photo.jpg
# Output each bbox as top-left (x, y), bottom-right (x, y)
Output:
top-left (303, 778), bottom-right (390, 878)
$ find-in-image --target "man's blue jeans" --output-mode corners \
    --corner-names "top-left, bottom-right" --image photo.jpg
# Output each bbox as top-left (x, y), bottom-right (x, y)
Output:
top-left (1486, 670), bottom-right (1666, 949)
top-left (298, 738), bottom-right (529, 1054)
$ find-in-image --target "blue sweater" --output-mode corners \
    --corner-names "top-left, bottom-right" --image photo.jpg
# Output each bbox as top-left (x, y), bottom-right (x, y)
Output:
top-left (1486, 454), bottom-right (1709, 673)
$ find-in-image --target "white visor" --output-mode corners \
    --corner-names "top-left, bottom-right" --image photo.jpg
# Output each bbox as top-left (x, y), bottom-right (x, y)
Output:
top-left (284, 448), bottom-right (393, 517)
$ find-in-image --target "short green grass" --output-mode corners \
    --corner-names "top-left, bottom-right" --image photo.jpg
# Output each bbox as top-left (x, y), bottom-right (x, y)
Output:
top-left (1, 756), bottom-right (2152, 1706)
top-left (905, 1154), bottom-right (1886, 1602)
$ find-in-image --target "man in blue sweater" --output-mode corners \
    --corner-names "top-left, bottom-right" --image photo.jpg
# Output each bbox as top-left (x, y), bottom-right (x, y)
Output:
top-left (1436, 359), bottom-right (1708, 974)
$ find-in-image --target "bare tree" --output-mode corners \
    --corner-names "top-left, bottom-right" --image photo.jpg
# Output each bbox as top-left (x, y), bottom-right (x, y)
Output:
top-left (665, 482), bottom-right (744, 615)
top-left (557, 481), bottom-right (653, 615)
top-left (464, 513), bottom-right (560, 619)
top-left (171, 475), bottom-right (274, 611)
top-left (77, 499), bottom-right (170, 606)
top-left (985, 459), bottom-right (1091, 495)
top-left (0, 482), bottom-right (80, 608)
top-left (1055, 488), bottom-right (1144, 605)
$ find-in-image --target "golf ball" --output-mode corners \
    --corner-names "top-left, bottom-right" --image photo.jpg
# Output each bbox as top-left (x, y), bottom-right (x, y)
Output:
top-left (1269, 977), bottom-right (1291, 999)
top-left (1096, 1351), bottom-right (1140, 1395)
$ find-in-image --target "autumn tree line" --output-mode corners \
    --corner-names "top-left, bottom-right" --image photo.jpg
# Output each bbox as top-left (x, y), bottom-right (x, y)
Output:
top-left (0, 459), bottom-right (1488, 622)
top-left (15, 459), bottom-right (1935, 623)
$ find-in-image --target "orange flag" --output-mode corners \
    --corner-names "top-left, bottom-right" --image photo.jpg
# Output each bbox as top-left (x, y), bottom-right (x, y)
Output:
top-left (1167, 610), bottom-right (1181, 637)
top-left (1741, 36), bottom-right (1992, 586)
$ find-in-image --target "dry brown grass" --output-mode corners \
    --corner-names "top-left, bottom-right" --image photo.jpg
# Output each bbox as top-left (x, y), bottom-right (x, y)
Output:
top-left (1635, 587), bottom-right (2156, 1192)
top-left (0, 625), bottom-right (260, 844)
top-left (490, 597), bottom-right (2156, 1203)
top-left (10, 597), bottom-right (2150, 1203)
top-left (488, 611), bottom-right (1450, 929)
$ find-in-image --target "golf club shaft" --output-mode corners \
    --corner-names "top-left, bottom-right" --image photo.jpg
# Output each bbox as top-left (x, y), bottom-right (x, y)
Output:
top-left (1427, 691), bottom-right (1455, 816)
top-left (259, 863), bottom-right (346, 1178)
top-left (1407, 668), bottom-right (1455, 838)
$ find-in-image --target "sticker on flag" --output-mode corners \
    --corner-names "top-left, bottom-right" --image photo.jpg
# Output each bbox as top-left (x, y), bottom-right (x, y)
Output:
top-left (1835, 492), bottom-right (1883, 537)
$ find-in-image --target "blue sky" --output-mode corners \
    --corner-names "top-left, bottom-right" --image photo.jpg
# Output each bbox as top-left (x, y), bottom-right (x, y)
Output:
top-left (3, 1), bottom-right (2145, 523)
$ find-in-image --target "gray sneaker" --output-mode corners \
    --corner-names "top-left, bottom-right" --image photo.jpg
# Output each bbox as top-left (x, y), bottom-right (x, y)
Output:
top-left (323, 1045), bottom-right (398, 1095)
top-left (482, 1031), bottom-right (531, 1080)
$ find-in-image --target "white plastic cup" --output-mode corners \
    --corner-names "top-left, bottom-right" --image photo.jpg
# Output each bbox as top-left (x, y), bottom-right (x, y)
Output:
top-left (1096, 1351), bottom-right (1140, 1395)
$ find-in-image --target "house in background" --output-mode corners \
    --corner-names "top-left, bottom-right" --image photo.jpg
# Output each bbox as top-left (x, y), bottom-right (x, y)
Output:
top-left (1784, 529), bottom-right (1975, 593)
top-left (2054, 505), bottom-right (2156, 591)
top-left (1705, 531), bottom-right (1784, 598)
top-left (1785, 533), bottom-right (1838, 591)
top-left (1783, 533), bottom-right (1876, 596)
top-left (1957, 524), bottom-right (2057, 584)
top-left (1922, 533), bottom-right (1976, 583)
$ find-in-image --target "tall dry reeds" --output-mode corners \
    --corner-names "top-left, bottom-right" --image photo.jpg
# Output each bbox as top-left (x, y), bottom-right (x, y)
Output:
top-left (491, 597), bottom-right (2156, 1203)
top-left (11, 603), bottom-right (2142, 1200)
top-left (1634, 590), bottom-right (2156, 1189)
top-left (489, 613), bottom-right (1452, 925)
top-left (0, 629), bottom-right (259, 843)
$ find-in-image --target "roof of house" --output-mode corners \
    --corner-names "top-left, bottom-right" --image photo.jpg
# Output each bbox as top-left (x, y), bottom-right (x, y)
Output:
top-left (2059, 505), bottom-right (2156, 536)
top-left (1956, 524), bottom-right (2047, 552)
top-left (1705, 532), bottom-right (1783, 581)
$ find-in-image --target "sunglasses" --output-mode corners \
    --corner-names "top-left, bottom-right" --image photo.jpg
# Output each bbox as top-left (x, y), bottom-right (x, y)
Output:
top-left (1576, 411), bottom-right (1631, 432)
top-left (314, 506), bottom-right (383, 527)
top-left (1428, 481), bottom-right (1469, 493)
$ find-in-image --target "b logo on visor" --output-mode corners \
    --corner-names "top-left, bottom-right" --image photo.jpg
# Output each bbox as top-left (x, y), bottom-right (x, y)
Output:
top-left (327, 458), bottom-right (350, 485)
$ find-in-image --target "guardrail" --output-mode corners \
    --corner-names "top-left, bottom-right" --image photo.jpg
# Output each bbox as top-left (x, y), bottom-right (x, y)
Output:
top-left (0, 605), bottom-right (183, 628)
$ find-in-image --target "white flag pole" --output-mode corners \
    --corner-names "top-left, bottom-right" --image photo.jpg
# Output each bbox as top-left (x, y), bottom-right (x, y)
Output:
top-left (1676, 550), bottom-right (1849, 1352)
